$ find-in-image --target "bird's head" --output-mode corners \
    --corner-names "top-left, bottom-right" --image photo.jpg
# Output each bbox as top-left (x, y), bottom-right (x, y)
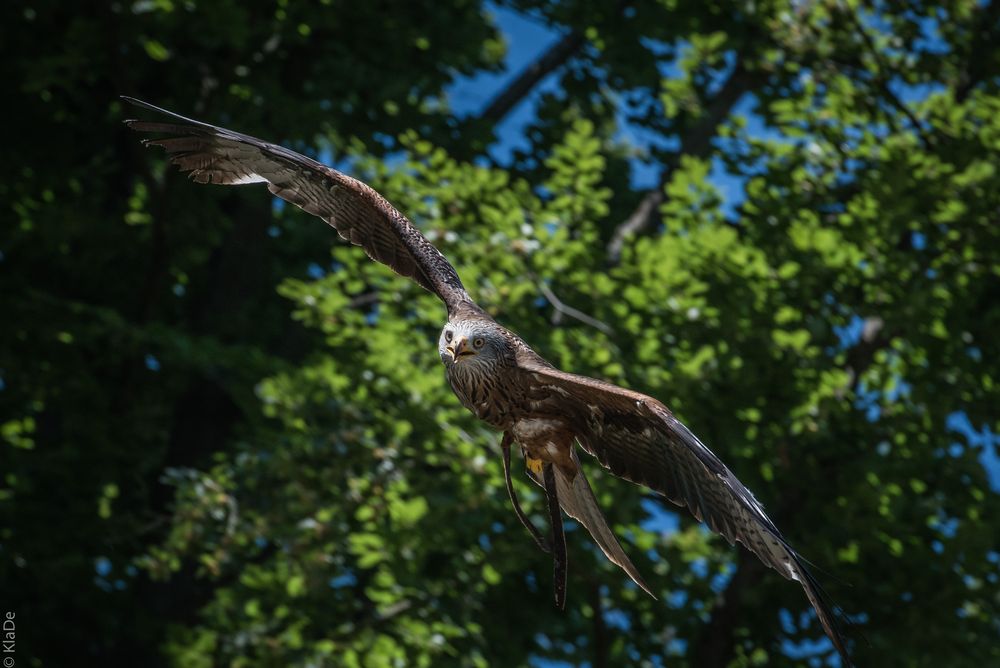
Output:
top-left (438, 320), bottom-right (508, 368)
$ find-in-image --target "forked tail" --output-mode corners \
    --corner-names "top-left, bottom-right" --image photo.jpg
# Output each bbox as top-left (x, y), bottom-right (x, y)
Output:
top-left (531, 450), bottom-right (655, 599)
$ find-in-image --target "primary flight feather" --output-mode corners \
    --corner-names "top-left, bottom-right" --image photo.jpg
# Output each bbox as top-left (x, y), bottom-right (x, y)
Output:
top-left (123, 96), bottom-right (852, 665)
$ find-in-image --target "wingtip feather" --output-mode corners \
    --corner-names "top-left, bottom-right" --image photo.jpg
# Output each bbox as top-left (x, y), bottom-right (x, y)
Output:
top-left (119, 96), bottom-right (220, 132)
top-left (795, 558), bottom-right (854, 667)
top-left (120, 95), bottom-right (170, 114)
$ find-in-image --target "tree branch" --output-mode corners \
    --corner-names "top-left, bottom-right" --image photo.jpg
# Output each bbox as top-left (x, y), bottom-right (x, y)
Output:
top-left (478, 1), bottom-right (635, 125)
top-left (589, 579), bottom-right (610, 668)
top-left (844, 316), bottom-right (890, 393)
top-left (956, 0), bottom-right (1000, 102)
top-left (536, 280), bottom-right (613, 335)
top-left (479, 30), bottom-right (585, 124)
top-left (607, 62), bottom-right (757, 264)
top-left (840, 3), bottom-right (933, 149)
top-left (332, 598), bottom-right (417, 642)
top-left (691, 551), bottom-right (766, 668)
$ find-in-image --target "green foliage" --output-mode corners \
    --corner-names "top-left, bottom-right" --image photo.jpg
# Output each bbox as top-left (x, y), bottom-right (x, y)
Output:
top-left (2, 1), bottom-right (1000, 667)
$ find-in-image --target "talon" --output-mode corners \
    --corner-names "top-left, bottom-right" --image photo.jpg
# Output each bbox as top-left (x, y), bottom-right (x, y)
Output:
top-left (526, 457), bottom-right (544, 475)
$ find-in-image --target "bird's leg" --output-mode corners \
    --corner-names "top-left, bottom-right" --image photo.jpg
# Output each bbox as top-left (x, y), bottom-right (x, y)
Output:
top-left (501, 432), bottom-right (551, 554)
top-left (542, 462), bottom-right (567, 610)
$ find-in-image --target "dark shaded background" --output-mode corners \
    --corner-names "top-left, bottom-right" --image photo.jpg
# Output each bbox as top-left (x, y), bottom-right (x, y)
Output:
top-left (1, 1), bottom-right (999, 666)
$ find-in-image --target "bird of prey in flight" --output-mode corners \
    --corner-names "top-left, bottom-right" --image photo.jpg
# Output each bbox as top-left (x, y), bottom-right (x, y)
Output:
top-left (123, 96), bottom-right (852, 666)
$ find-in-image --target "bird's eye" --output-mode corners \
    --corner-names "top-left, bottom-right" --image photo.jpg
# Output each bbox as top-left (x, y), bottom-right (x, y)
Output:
top-left (473, 337), bottom-right (485, 349)
top-left (444, 330), bottom-right (453, 343)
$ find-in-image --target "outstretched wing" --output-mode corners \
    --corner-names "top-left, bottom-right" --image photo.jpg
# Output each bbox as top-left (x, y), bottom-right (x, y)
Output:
top-left (516, 355), bottom-right (852, 667)
top-left (122, 96), bottom-right (474, 316)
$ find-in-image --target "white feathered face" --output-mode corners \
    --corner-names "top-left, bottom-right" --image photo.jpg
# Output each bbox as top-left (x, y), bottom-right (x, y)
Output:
top-left (438, 320), bottom-right (505, 368)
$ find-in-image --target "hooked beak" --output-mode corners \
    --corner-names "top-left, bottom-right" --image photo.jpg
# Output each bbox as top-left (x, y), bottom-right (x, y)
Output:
top-left (446, 336), bottom-right (476, 363)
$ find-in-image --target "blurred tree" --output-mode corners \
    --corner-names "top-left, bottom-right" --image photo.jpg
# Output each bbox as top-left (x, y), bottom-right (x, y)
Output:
top-left (2, 1), bottom-right (999, 667)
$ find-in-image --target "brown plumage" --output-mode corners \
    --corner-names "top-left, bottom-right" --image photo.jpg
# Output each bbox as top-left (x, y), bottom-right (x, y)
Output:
top-left (123, 96), bottom-right (852, 665)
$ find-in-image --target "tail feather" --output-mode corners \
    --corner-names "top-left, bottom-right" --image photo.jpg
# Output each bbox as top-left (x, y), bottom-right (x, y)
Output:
top-left (532, 451), bottom-right (655, 599)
